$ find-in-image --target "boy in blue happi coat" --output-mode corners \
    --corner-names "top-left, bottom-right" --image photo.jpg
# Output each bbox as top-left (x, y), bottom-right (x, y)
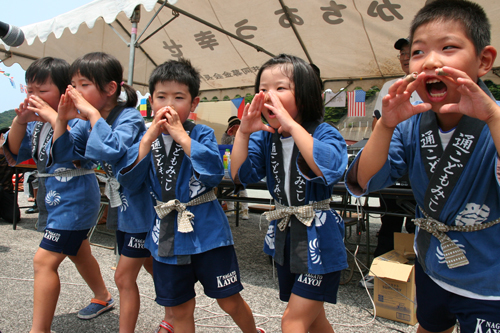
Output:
top-left (118, 59), bottom-right (264, 333)
top-left (345, 0), bottom-right (500, 331)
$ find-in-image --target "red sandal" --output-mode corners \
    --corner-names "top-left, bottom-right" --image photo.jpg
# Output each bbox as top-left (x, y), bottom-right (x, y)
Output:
top-left (154, 320), bottom-right (174, 333)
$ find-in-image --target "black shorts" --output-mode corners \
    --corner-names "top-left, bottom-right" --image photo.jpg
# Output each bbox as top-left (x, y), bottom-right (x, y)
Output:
top-left (39, 228), bottom-right (89, 256)
top-left (116, 230), bottom-right (150, 258)
top-left (415, 260), bottom-right (500, 332)
top-left (153, 245), bottom-right (243, 307)
top-left (275, 232), bottom-right (341, 304)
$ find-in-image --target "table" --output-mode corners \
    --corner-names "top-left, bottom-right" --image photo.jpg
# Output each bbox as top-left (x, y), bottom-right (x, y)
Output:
top-left (217, 179), bottom-right (415, 219)
top-left (216, 179), bottom-right (416, 277)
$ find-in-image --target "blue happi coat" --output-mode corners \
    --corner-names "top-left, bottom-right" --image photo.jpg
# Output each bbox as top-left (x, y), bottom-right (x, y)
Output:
top-left (52, 107), bottom-right (152, 233)
top-left (235, 123), bottom-right (348, 275)
top-left (117, 124), bottom-right (233, 264)
top-left (346, 109), bottom-right (500, 297)
top-left (3, 120), bottom-right (99, 231)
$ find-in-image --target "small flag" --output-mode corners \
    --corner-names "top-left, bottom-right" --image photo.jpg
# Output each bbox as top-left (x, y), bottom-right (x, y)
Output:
top-left (139, 98), bottom-right (147, 117)
top-left (347, 90), bottom-right (366, 117)
top-left (231, 97), bottom-right (245, 119)
top-left (20, 83), bottom-right (27, 93)
top-left (9, 76), bottom-right (15, 88)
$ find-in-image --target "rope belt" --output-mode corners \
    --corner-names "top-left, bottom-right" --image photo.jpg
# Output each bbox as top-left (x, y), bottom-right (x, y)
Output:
top-left (154, 190), bottom-right (217, 233)
top-left (37, 168), bottom-right (95, 179)
top-left (95, 173), bottom-right (122, 208)
top-left (264, 199), bottom-right (331, 231)
top-left (414, 209), bottom-right (500, 269)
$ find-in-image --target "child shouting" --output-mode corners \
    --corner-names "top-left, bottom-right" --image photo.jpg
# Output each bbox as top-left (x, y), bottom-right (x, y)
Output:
top-left (346, 0), bottom-right (500, 331)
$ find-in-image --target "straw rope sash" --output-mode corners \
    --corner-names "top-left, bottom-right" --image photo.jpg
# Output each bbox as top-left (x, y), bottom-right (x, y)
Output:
top-left (95, 173), bottom-right (122, 208)
top-left (154, 190), bottom-right (217, 233)
top-left (36, 168), bottom-right (95, 178)
top-left (414, 209), bottom-right (500, 269)
top-left (264, 199), bottom-right (331, 231)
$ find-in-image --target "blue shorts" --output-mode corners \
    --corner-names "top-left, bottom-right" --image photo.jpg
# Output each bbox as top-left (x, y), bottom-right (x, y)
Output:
top-left (275, 232), bottom-right (341, 304)
top-left (116, 230), bottom-right (150, 258)
top-left (152, 245), bottom-right (244, 307)
top-left (415, 260), bottom-right (500, 332)
top-left (39, 228), bottom-right (89, 256)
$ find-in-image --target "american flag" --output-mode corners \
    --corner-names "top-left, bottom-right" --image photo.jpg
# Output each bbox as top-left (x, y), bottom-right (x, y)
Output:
top-left (347, 90), bottom-right (366, 117)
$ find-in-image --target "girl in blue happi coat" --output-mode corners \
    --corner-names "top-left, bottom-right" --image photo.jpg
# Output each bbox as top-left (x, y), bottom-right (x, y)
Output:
top-left (47, 52), bottom-right (171, 333)
top-left (230, 54), bottom-right (348, 333)
top-left (3, 57), bottom-right (113, 333)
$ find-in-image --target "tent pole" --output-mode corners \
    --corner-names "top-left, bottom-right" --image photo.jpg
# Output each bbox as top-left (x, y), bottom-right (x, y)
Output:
top-left (128, 6), bottom-right (141, 86)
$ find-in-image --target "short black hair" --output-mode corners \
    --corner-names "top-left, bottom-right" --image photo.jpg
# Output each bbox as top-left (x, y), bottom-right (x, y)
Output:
top-left (409, 0), bottom-right (490, 56)
top-left (0, 127), bottom-right (9, 135)
top-left (70, 52), bottom-right (137, 108)
top-left (149, 59), bottom-right (200, 100)
top-left (254, 54), bottom-right (323, 123)
top-left (25, 57), bottom-right (70, 95)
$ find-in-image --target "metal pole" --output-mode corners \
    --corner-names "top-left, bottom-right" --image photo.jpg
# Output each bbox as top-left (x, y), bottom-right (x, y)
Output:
top-left (128, 6), bottom-right (141, 86)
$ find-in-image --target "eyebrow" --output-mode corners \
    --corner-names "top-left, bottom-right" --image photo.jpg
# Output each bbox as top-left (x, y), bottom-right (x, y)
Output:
top-left (156, 90), bottom-right (187, 96)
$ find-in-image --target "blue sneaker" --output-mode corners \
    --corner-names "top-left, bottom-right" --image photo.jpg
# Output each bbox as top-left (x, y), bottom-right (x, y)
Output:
top-left (77, 298), bottom-right (115, 319)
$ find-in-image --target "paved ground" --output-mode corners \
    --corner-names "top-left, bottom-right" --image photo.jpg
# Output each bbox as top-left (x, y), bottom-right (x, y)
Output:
top-left (0, 193), bottom-right (430, 333)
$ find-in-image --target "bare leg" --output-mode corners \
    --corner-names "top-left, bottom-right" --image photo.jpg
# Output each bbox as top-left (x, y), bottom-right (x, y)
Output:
top-left (114, 255), bottom-right (146, 333)
top-left (143, 255), bottom-right (154, 275)
top-left (281, 294), bottom-right (334, 333)
top-left (30, 248), bottom-right (66, 333)
top-left (217, 293), bottom-right (258, 333)
top-left (156, 307), bottom-right (176, 333)
top-left (68, 239), bottom-right (111, 302)
top-left (171, 298), bottom-right (196, 333)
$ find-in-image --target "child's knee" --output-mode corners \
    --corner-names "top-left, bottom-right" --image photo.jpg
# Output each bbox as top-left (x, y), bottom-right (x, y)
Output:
top-left (114, 269), bottom-right (135, 290)
top-left (217, 293), bottom-right (243, 315)
top-left (33, 249), bottom-right (62, 272)
top-left (171, 299), bottom-right (195, 321)
top-left (281, 307), bottom-right (300, 329)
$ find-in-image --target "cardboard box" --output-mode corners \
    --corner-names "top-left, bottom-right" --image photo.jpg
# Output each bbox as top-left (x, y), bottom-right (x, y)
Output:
top-left (369, 233), bottom-right (417, 325)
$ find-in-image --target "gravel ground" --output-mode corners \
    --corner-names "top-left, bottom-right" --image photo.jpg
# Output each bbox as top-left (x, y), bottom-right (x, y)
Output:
top-left (0, 192), bottom-right (435, 333)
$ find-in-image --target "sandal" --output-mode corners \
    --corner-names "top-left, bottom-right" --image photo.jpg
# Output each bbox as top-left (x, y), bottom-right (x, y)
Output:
top-left (77, 298), bottom-right (115, 320)
top-left (154, 320), bottom-right (174, 333)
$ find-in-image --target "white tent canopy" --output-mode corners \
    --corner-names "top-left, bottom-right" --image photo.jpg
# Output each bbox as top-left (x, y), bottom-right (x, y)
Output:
top-left (2, 0), bottom-right (500, 99)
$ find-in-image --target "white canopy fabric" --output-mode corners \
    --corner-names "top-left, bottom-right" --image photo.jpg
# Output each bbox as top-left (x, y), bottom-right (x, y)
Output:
top-left (2, 0), bottom-right (500, 99)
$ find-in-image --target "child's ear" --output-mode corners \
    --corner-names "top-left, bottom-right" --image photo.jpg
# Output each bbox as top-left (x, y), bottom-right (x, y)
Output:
top-left (478, 45), bottom-right (497, 78)
top-left (106, 81), bottom-right (118, 97)
top-left (190, 96), bottom-right (200, 112)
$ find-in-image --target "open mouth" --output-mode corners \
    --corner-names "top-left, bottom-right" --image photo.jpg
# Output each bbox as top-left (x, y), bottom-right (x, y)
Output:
top-left (266, 108), bottom-right (276, 117)
top-left (426, 78), bottom-right (447, 99)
